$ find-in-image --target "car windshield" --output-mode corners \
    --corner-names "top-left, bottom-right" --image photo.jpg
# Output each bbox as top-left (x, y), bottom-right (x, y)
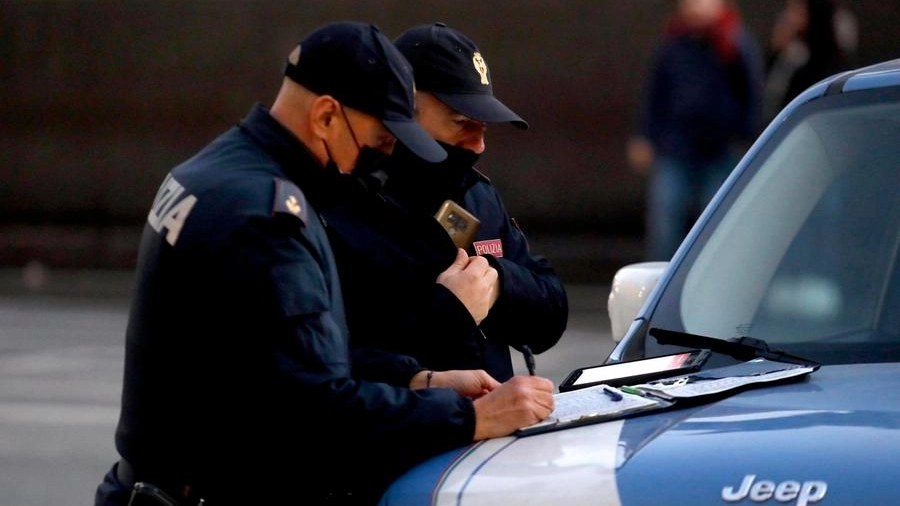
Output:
top-left (650, 86), bottom-right (900, 365)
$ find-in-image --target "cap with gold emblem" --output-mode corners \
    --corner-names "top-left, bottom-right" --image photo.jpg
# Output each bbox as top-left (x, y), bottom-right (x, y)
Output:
top-left (394, 22), bottom-right (528, 129)
top-left (284, 21), bottom-right (447, 162)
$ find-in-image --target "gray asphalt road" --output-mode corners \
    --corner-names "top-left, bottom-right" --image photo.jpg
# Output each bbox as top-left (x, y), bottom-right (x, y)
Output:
top-left (0, 269), bottom-right (614, 506)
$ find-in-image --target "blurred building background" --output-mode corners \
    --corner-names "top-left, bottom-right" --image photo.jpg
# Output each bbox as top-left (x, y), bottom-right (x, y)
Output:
top-left (3, 1), bottom-right (899, 282)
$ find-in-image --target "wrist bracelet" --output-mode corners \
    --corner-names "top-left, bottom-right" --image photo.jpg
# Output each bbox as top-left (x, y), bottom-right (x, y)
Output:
top-left (426, 370), bottom-right (434, 388)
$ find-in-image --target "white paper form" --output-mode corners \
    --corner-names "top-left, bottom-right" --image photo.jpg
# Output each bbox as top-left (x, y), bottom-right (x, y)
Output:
top-left (516, 385), bottom-right (665, 436)
top-left (633, 358), bottom-right (818, 399)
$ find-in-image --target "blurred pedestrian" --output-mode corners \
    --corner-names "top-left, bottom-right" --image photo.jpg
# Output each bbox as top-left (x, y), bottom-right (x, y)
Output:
top-left (320, 22), bottom-right (567, 384)
top-left (627, 0), bottom-right (765, 261)
top-left (764, 0), bottom-right (858, 121)
top-left (92, 21), bottom-right (554, 506)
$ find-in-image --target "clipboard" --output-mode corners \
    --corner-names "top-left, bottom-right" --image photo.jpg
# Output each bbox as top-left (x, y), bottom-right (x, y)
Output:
top-left (515, 384), bottom-right (672, 437)
top-left (516, 357), bottom-right (819, 437)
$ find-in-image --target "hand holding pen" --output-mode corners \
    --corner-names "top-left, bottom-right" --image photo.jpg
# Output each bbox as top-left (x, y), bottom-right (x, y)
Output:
top-left (472, 374), bottom-right (555, 440)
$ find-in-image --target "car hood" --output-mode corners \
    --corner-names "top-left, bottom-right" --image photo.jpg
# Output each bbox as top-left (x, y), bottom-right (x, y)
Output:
top-left (380, 363), bottom-right (900, 506)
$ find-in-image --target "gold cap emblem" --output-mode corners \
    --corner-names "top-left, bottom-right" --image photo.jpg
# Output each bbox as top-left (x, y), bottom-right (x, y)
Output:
top-left (472, 52), bottom-right (489, 85)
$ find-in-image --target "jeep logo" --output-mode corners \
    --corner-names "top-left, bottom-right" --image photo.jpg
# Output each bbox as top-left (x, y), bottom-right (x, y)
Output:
top-left (722, 475), bottom-right (827, 506)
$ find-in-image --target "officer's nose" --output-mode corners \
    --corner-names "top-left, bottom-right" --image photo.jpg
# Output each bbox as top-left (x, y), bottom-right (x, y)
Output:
top-left (459, 125), bottom-right (486, 154)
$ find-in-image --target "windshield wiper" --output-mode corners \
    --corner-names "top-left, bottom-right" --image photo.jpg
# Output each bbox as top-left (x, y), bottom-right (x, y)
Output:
top-left (649, 328), bottom-right (820, 367)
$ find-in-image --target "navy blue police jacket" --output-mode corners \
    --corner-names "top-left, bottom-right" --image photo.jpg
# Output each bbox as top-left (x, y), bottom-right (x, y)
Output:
top-left (321, 144), bottom-right (568, 381)
top-left (112, 104), bottom-right (474, 504)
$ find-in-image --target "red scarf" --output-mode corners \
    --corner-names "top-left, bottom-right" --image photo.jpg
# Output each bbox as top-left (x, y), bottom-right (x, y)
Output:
top-left (665, 5), bottom-right (742, 62)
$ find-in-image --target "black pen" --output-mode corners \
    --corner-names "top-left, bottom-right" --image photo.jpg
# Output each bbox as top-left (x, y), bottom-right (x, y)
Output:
top-left (603, 386), bottom-right (623, 402)
top-left (521, 345), bottom-right (536, 376)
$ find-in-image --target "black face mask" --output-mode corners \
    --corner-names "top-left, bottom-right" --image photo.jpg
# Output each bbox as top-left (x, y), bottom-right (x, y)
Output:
top-left (320, 146), bottom-right (391, 204)
top-left (437, 141), bottom-right (481, 172)
top-left (349, 145), bottom-right (391, 192)
top-left (321, 107), bottom-right (392, 197)
top-left (386, 141), bottom-right (480, 213)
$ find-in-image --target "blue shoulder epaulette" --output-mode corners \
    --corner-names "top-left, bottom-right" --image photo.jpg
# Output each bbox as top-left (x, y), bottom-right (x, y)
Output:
top-left (272, 178), bottom-right (309, 227)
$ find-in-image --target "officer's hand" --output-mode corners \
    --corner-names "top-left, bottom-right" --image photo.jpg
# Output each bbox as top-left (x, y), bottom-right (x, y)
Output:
top-left (471, 375), bottom-right (555, 441)
top-left (436, 249), bottom-right (498, 324)
top-left (488, 273), bottom-right (501, 307)
top-left (432, 369), bottom-right (500, 398)
top-left (409, 369), bottom-right (500, 398)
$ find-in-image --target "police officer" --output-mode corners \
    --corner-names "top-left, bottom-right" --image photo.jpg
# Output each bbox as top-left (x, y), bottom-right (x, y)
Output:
top-left (93, 22), bottom-right (554, 506)
top-left (321, 23), bottom-right (567, 381)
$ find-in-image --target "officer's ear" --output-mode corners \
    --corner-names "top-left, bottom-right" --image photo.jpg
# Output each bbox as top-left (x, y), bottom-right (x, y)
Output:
top-left (309, 95), bottom-right (340, 139)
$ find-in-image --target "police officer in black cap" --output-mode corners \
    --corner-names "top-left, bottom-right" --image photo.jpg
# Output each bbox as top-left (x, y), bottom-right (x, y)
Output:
top-left (92, 21), bottom-right (554, 506)
top-left (322, 23), bottom-right (567, 382)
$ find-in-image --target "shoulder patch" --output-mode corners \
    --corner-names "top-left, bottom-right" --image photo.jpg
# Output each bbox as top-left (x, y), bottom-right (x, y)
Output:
top-left (273, 178), bottom-right (309, 227)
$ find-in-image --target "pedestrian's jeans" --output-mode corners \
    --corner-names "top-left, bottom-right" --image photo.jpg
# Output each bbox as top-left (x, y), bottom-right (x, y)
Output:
top-left (645, 154), bottom-right (735, 261)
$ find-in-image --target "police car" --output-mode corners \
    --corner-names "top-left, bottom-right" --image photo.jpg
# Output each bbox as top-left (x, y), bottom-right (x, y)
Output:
top-left (379, 58), bottom-right (900, 505)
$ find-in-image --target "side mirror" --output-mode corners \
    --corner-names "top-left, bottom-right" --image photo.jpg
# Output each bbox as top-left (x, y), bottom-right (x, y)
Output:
top-left (607, 261), bottom-right (668, 342)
